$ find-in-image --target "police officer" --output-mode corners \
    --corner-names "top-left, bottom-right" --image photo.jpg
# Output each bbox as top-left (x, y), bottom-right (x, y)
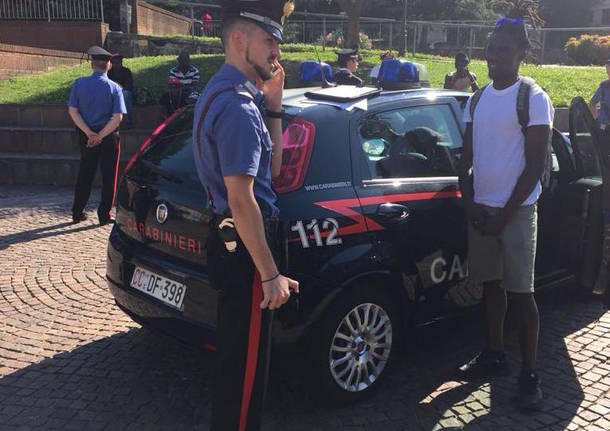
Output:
top-left (192, 1), bottom-right (298, 430)
top-left (335, 48), bottom-right (364, 86)
top-left (68, 46), bottom-right (126, 225)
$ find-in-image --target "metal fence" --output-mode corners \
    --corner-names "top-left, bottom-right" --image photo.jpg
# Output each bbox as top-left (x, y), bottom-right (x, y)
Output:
top-left (405, 20), bottom-right (610, 65)
top-left (0, 0), bottom-right (104, 21)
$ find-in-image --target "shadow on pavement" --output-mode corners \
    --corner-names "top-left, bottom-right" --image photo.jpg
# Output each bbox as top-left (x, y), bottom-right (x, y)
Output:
top-left (0, 288), bottom-right (606, 430)
top-left (0, 221), bottom-right (100, 250)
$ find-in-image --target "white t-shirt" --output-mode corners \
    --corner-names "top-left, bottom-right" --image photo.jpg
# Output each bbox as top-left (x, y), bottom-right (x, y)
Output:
top-left (462, 78), bottom-right (555, 208)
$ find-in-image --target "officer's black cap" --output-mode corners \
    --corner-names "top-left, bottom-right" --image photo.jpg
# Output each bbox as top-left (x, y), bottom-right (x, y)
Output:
top-left (337, 48), bottom-right (362, 62)
top-left (87, 45), bottom-right (112, 60)
top-left (222, 0), bottom-right (295, 42)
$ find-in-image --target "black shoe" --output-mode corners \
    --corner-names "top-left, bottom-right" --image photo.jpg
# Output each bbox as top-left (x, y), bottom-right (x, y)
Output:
top-left (517, 370), bottom-right (543, 411)
top-left (99, 217), bottom-right (115, 226)
top-left (456, 350), bottom-right (511, 380)
top-left (72, 212), bottom-right (87, 223)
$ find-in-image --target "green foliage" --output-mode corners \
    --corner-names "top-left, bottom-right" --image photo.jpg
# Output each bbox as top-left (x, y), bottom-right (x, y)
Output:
top-left (539, 0), bottom-right (597, 27)
top-left (565, 34), bottom-right (610, 66)
top-left (0, 47), bottom-right (604, 107)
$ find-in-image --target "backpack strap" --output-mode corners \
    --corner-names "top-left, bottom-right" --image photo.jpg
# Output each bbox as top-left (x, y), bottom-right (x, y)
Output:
top-left (517, 76), bottom-right (535, 135)
top-left (194, 86), bottom-right (235, 153)
top-left (469, 83), bottom-right (490, 122)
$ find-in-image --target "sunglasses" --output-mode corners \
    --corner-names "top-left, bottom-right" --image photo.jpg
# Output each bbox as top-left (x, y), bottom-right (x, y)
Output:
top-left (496, 17), bottom-right (523, 26)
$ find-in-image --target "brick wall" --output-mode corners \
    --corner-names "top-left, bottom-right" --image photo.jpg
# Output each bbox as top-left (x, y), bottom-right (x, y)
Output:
top-left (132, 1), bottom-right (191, 36)
top-left (0, 44), bottom-right (83, 75)
top-left (0, 21), bottom-right (109, 53)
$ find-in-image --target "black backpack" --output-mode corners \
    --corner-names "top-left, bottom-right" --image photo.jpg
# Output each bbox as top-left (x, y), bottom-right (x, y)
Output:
top-left (469, 77), bottom-right (553, 189)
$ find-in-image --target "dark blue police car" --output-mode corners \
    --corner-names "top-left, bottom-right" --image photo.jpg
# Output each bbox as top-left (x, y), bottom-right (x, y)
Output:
top-left (106, 79), bottom-right (604, 402)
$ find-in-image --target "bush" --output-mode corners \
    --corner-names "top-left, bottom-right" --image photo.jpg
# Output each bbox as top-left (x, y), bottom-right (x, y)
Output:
top-left (565, 34), bottom-right (610, 65)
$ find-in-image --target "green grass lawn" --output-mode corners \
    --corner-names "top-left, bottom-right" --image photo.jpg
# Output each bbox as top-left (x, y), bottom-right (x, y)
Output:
top-left (0, 43), bottom-right (604, 107)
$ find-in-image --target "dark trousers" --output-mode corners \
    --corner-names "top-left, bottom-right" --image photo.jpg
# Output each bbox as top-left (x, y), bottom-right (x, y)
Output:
top-left (72, 129), bottom-right (121, 223)
top-left (207, 223), bottom-right (275, 431)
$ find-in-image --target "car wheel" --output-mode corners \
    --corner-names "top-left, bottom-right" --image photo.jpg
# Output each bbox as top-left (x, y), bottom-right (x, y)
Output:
top-left (310, 286), bottom-right (400, 404)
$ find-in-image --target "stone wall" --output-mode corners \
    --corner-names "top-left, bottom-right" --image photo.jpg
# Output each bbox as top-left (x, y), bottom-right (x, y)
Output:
top-left (132, 1), bottom-right (191, 36)
top-left (0, 44), bottom-right (84, 79)
top-left (0, 21), bottom-right (109, 53)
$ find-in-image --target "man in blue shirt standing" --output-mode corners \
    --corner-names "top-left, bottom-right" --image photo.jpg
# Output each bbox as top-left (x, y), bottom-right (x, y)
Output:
top-left (68, 46), bottom-right (126, 226)
top-left (192, 1), bottom-right (298, 430)
top-left (590, 58), bottom-right (610, 131)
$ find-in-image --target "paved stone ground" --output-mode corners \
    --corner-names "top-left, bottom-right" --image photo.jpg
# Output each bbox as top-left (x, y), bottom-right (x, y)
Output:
top-left (1, 185), bottom-right (610, 431)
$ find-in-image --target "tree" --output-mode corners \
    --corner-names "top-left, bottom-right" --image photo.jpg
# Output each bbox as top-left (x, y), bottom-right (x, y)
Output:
top-left (336, 0), bottom-right (363, 49)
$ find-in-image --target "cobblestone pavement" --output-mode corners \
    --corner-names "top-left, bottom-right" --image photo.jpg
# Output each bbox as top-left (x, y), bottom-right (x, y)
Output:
top-left (1, 185), bottom-right (610, 431)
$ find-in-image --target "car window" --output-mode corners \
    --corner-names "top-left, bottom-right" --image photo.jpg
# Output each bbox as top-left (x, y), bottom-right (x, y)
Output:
top-left (136, 112), bottom-right (201, 187)
top-left (358, 104), bottom-right (463, 180)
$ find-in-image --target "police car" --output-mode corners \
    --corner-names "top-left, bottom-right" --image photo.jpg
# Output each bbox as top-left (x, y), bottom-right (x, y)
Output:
top-left (106, 65), bottom-right (604, 402)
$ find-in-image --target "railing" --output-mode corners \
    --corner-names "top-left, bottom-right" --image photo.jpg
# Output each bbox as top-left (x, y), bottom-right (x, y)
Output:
top-left (0, 0), bottom-right (103, 21)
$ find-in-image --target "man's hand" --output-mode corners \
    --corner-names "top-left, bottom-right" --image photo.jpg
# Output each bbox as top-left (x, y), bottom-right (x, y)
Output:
top-left (257, 60), bottom-right (285, 111)
top-left (86, 133), bottom-right (102, 147)
top-left (260, 274), bottom-right (299, 310)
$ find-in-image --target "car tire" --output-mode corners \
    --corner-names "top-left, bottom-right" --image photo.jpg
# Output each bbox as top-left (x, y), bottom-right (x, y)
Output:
top-left (309, 285), bottom-right (400, 404)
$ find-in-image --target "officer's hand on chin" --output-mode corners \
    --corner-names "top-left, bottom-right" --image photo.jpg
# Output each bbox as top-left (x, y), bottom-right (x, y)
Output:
top-left (257, 60), bottom-right (285, 112)
top-left (260, 274), bottom-right (299, 310)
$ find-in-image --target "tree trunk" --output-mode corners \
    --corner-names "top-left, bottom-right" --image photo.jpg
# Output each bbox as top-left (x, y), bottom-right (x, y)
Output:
top-left (338, 0), bottom-right (362, 49)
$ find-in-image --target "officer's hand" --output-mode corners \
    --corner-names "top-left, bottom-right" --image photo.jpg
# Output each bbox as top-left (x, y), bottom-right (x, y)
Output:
top-left (260, 274), bottom-right (299, 310)
top-left (87, 133), bottom-right (101, 147)
top-left (258, 60), bottom-right (285, 111)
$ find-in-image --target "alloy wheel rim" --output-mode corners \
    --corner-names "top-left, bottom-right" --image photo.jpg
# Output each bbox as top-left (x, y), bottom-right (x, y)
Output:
top-left (328, 302), bottom-right (392, 393)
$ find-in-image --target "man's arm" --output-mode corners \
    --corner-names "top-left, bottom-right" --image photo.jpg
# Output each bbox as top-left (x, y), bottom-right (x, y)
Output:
top-left (590, 87), bottom-right (601, 119)
top-left (458, 122), bottom-right (487, 227)
top-left (483, 125), bottom-right (550, 235)
top-left (225, 175), bottom-right (298, 309)
top-left (68, 107), bottom-right (94, 137)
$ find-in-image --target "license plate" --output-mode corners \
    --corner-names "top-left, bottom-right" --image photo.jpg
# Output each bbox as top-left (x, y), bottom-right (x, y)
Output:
top-left (130, 266), bottom-right (187, 310)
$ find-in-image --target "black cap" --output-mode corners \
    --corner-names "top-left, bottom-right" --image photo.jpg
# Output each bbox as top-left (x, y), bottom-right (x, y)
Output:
top-left (337, 48), bottom-right (361, 62)
top-left (222, 0), bottom-right (295, 42)
top-left (87, 45), bottom-right (112, 60)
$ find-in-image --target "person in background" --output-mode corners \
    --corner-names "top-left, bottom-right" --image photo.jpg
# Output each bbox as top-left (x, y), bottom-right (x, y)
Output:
top-left (68, 46), bottom-right (126, 226)
top-left (589, 58), bottom-right (610, 132)
top-left (169, 51), bottom-right (200, 93)
top-left (201, 11), bottom-right (212, 35)
top-left (444, 52), bottom-right (479, 92)
top-left (108, 54), bottom-right (134, 126)
top-left (370, 50), bottom-right (395, 85)
top-left (335, 48), bottom-right (363, 86)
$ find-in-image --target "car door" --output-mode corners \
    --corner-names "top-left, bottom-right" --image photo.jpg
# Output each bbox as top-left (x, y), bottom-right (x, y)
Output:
top-left (539, 98), bottom-right (603, 289)
top-left (351, 98), bottom-right (475, 322)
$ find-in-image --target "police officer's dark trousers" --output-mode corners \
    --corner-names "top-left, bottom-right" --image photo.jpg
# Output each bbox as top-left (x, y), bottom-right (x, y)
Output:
top-left (207, 219), bottom-right (277, 431)
top-left (72, 128), bottom-right (121, 223)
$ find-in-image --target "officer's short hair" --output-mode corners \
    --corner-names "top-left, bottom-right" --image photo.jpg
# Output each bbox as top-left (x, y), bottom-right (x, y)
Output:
top-left (221, 17), bottom-right (256, 48)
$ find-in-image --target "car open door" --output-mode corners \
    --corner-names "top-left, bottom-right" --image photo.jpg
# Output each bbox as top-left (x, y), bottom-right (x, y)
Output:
top-left (570, 96), bottom-right (610, 295)
top-left (566, 97), bottom-right (604, 290)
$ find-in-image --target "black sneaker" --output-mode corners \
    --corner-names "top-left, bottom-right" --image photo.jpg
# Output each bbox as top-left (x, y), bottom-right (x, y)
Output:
top-left (456, 350), bottom-right (511, 380)
top-left (99, 217), bottom-right (115, 226)
top-left (72, 212), bottom-right (87, 224)
top-left (518, 370), bottom-right (543, 411)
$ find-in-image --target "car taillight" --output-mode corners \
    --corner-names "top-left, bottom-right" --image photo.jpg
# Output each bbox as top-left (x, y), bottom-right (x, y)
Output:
top-left (273, 118), bottom-right (315, 194)
top-left (123, 108), bottom-right (185, 173)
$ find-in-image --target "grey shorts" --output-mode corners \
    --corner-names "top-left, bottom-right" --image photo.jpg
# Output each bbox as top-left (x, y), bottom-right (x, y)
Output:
top-left (468, 204), bottom-right (538, 293)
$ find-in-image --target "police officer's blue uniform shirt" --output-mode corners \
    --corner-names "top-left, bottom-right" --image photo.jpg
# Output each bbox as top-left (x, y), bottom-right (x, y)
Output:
top-left (193, 64), bottom-right (279, 219)
top-left (68, 71), bottom-right (127, 129)
top-left (592, 80), bottom-right (610, 126)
